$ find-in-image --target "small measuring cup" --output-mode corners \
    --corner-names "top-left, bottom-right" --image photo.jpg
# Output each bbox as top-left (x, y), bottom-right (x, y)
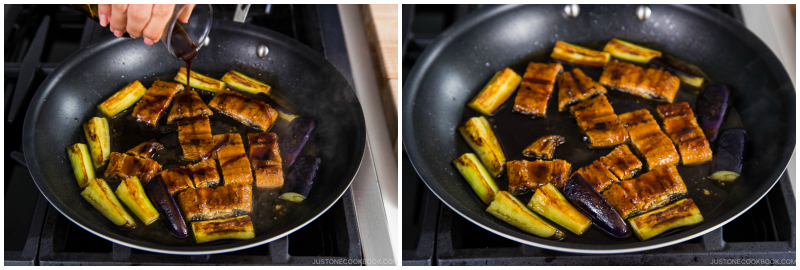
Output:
top-left (163, 4), bottom-right (213, 60)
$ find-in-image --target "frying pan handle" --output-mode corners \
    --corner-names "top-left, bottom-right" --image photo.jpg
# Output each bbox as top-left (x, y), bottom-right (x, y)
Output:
top-left (10, 151), bottom-right (27, 168)
top-left (234, 4), bottom-right (251, 23)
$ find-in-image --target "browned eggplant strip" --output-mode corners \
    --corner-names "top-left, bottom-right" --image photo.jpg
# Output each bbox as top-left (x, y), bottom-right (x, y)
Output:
top-left (177, 115), bottom-right (214, 161)
top-left (618, 109), bottom-right (679, 170)
top-left (213, 133), bottom-right (254, 186)
top-left (599, 60), bottom-right (680, 103)
top-left (131, 80), bottom-right (183, 126)
top-left (507, 159), bottom-right (571, 195)
top-left (208, 90), bottom-right (278, 131)
top-left (522, 135), bottom-right (565, 160)
top-left (569, 95), bottom-right (629, 148)
top-left (248, 132), bottom-right (283, 188)
top-left (125, 141), bottom-right (164, 159)
top-left (557, 68), bottom-right (607, 111)
top-left (656, 102), bottom-right (713, 165)
top-left (167, 89), bottom-right (213, 124)
top-left (512, 62), bottom-right (563, 118)
top-left (104, 152), bottom-right (161, 184)
top-left (601, 165), bottom-right (687, 219)
top-left (177, 184), bottom-right (252, 221)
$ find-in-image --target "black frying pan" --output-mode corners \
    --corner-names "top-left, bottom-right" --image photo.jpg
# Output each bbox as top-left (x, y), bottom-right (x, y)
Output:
top-left (403, 5), bottom-right (795, 253)
top-left (23, 19), bottom-right (366, 254)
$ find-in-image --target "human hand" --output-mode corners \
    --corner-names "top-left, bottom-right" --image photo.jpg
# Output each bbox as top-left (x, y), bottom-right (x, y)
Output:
top-left (97, 4), bottom-right (196, 45)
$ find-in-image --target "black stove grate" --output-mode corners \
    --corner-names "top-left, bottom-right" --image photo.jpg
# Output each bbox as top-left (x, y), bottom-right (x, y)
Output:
top-left (401, 4), bottom-right (795, 266)
top-left (4, 4), bottom-right (362, 266)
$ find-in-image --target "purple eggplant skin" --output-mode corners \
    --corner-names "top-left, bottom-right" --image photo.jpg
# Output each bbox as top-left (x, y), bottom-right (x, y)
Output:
top-left (695, 84), bottom-right (731, 142)
top-left (281, 117), bottom-right (317, 169)
top-left (280, 156), bottom-right (321, 202)
top-left (144, 175), bottom-right (189, 238)
top-left (710, 129), bottom-right (746, 181)
top-left (254, 93), bottom-right (299, 121)
top-left (561, 173), bottom-right (631, 238)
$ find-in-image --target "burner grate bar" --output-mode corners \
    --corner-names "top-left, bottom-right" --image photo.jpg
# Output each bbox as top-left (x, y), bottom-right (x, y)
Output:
top-left (7, 15), bottom-right (48, 123)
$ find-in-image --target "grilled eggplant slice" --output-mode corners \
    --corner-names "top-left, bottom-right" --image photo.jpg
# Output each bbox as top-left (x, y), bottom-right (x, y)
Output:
top-left (221, 70), bottom-right (271, 95)
top-left (527, 183), bottom-right (591, 235)
top-left (458, 116), bottom-right (506, 177)
top-left (648, 57), bottom-right (705, 88)
top-left (657, 102), bottom-right (713, 165)
top-left (97, 80), bottom-right (147, 117)
top-left (280, 156), bottom-right (321, 202)
top-left (81, 178), bottom-right (136, 229)
top-left (550, 41), bottom-right (610, 66)
top-left (602, 38), bottom-right (662, 64)
top-left (115, 176), bottom-right (160, 225)
top-left (254, 93), bottom-right (299, 122)
top-left (562, 173), bottom-right (630, 238)
top-left (522, 135), bottom-right (565, 160)
top-left (453, 153), bottom-right (500, 204)
top-left (695, 83), bottom-right (731, 142)
top-left (173, 67), bottom-right (226, 92)
top-left (83, 117), bottom-right (111, 169)
top-left (144, 175), bottom-right (189, 238)
top-left (628, 198), bottom-right (703, 241)
top-left (125, 141), bottom-right (164, 159)
top-left (281, 117), bottom-right (317, 169)
top-left (710, 129), bottom-right (746, 181)
top-left (192, 215), bottom-right (255, 244)
top-left (67, 143), bottom-right (94, 188)
top-left (467, 67), bottom-right (523, 115)
top-left (486, 191), bottom-right (565, 239)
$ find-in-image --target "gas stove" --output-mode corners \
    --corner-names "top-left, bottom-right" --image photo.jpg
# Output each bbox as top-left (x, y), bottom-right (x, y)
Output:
top-left (402, 4), bottom-right (796, 266)
top-left (4, 4), bottom-right (389, 265)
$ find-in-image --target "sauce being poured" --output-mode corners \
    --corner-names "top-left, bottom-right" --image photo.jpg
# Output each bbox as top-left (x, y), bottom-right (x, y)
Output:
top-left (170, 24), bottom-right (199, 90)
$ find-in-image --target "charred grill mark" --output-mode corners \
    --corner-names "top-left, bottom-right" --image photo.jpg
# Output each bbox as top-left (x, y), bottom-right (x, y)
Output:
top-left (177, 115), bottom-right (209, 126)
top-left (523, 77), bottom-right (553, 85)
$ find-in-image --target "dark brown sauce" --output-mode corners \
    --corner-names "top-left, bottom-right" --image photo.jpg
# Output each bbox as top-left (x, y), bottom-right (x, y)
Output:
top-left (204, 134), bottom-right (231, 160)
top-left (221, 154), bottom-right (248, 167)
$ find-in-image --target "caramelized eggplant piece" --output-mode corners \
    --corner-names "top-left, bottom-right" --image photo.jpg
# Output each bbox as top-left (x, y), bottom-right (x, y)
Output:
top-left (281, 117), bottom-right (317, 169)
top-left (695, 83), bottom-right (731, 142)
top-left (710, 129), bottom-right (746, 181)
top-left (81, 178), bottom-right (136, 229)
top-left (466, 67), bottom-right (523, 115)
top-left (453, 153), bottom-right (500, 204)
top-left (486, 191), bottom-right (565, 239)
top-left (280, 156), bottom-right (321, 202)
top-left (527, 183), bottom-right (591, 235)
top-left (254, 93), bottom-right (299, 122)
top-left (173, 67), bottom-right (226, 92)
top-left (192, 215), bottom-right (255, 244)
top-left (115, 176), bottom-right (160, 225)
top-left (648, 57), bottom-right (705, 88)
top-left (522, 135), bottom-right (565, 159)
top-left (221, 70), bottom-right (271, 95)
top-left (602, 38), bottom-right (662, 64)
top-left (628, 198), bottom-right (703, 241)
top-left (83, 117), bottom-right (111, 169)
top-left (561, 173), bottom-right (631, 238)
top-left (144, 175), bottom-right (189, 238)
top-left (97, 80), bottom-right (147, 117)
top-left (459, 116), bottom-right (506, 177)
top-left (550, 41), bottom-right (610, 66)
top-left (67, 143), bottom-right (94, 188)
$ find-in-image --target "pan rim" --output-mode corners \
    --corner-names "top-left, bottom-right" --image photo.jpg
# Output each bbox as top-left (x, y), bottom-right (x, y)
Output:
top-left (402, 4), bottom-right (795, 253)
top-left (23, 20), bottom-right (367, 254)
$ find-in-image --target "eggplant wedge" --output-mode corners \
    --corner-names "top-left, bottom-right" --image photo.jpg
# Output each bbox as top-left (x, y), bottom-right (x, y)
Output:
top-left (628, 198), bottom-right (703, 241)
top-left (83, 117), bottom-right (111, 169)
top-left (695, 83), bottom-right (731, 142)
top-left (561, 173), bottom-right (630, 238)
top-left (467, 67), bottom-right (523, 115)
top-left (710, 129), bottom-right (746, 181)
top-left (486, 191), bottom-right (565, 239)
top-left (280, 156), bottom-right (321, 202)
top-left (81, 178), bottom-right (136, 229)
top-left (458, 116), bottom-right (506, 177)
top-left (192, 215), bottom-right (255, 244)
top-left (453, 153), bottom-right (500, 204)
top-left (281, 117), bottom-right (317, 169)
top-left (67, 143), bottom-right (94, 188)
top-left (221, 70), bottom-right (272, 95)
top-left (173, 67), bottom-right (226, 92)
top-left (144, 175), bottom-right (189, 238)
top-left (603, 38), bottom-right (662, 64)
top-left (550, 41), bottom-right (610, 66)
top-left (527, 183), bottom-right (591, 235)
top-left (97, 80), bottom-right (147, 117)
top-left (115, 176), bottom-right (160, 225)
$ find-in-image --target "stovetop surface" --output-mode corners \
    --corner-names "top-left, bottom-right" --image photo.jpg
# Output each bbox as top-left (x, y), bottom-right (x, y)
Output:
top-left (401, 4), bottom-right (795, 266)
top-left (4, 4), bottom-right (363, 265)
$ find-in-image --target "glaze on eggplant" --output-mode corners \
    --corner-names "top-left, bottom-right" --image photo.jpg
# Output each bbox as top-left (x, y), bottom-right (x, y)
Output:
top-left (561, 173), bottom-right (631, 238)
top-left (648, 57), bottom-right (705, 87)
top-left (281, 117), bottom-right (317, 169)
top-left (144, 175), bottom-right (189, 238)
top-left (280, 156), bottom-right (321, 202)
top-left (696, 83), bottom-right (731, 142)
